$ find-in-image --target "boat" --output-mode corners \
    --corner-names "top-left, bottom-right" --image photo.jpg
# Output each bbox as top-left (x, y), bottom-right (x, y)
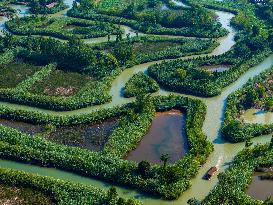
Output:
top-left (206, 166), bottom-right (218, 180)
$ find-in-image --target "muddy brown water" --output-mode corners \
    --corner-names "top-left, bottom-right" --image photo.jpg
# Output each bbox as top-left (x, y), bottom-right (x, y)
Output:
top-left (45, 119), bottom-right (118, 151)
top-left (126, 110), bottom-right (188, 164)
top-left (240, 109), bottom-right (273, 124)
top-left (247, 172), bottom-right (273, 200)
top-left (63, 24), bottom-right (79, 30)
top-left (0, 119), bottom-right (44, 135)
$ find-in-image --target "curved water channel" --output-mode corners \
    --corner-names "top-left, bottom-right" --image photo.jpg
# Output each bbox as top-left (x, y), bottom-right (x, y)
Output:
top-left (0, 0), bottom-right (272, 204)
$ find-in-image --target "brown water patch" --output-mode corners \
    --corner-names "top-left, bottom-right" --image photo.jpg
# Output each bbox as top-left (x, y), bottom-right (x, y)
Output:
top-left (201, 64), bottom-right (230, 72)
top-left (63, 24), bottom-right (79, 30)
top-left (45, 119), bottom-right (118, 151)
top-left (247, 172), bottom-right (273, 200)
top-left (126, 109), bottom-right (188, 164)
top-left (0, 119), bottom-right (44, 135)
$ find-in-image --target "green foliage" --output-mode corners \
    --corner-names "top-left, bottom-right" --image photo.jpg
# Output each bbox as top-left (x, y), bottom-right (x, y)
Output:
top-left (137, 161), bottom-right (151, 178)
top-left (68, 0), bottom-right (228, 38)
top-left (0, 37), bottom-right (120, 110)
top-left (1, 36), bottom-right (118, 79)
top-left (202, 144), bottom-right (273, 205)
top-left (160, 165), bottom-right (182, 184)
top-left (28, 0), bottom-right (68, 14)
top-left (0, 50), bottom-right (15, 65)
top-left (15, 64), bottom-right (57, 93)
top-left (222, 67), bottom-right (273, 142)
top-left (0, 167), bottom-right (141, 205)
top-left (94, 35), bottom-right (218, 67)
top-left (103, 98), bottom-right (155, 158)
top-left (176, 68), bottom-right (187, 79)
top-left (0, 61), bottom-right (41, 89)
top-left (245, 137), bottom-right (253, 147)
top-left (6, 16), bottom-right (122, 40)
top-left (148, 42), bottom-right (272, 97)
top-left (244, 89), bottom-right (259, 108)
top-left (113, 41), bottom-right (134, 65)
top-left (124, 72), bottom-right (159, 97)
top-left (0, 95), bottom-right (213, 199)
top-left (160, 153), bottom-right (170, 169)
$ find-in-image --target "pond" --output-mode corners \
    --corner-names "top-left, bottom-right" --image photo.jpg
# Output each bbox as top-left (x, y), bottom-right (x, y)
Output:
top-left (247, 172), bottom-right (273, 200)
top-left (0, 119), bottom-right (44, 135)
top-left (240, 109), bottom-right (273, 124)
top-left (45, 119), bottom-right (118, 151)
top-left (126, 109), bottom-right (188, 164)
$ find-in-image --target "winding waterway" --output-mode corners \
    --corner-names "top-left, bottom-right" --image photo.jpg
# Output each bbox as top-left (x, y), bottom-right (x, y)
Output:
top-left (0, 0), bottom-right (272, 204)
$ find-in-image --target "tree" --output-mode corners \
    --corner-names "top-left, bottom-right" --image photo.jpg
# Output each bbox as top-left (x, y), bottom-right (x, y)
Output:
top-left (160, 153), bottom-right (170, 170)
top-left (264, 97), bottom-right (273, 111)
top-left (122, 3), bottom-right (135, 18)
top-left (187, 198), bottom-right (200, 205)
top-left (162, 165), bottom-right (182, 183)
top-left (117, 198), bottom-right (126, 205)
top-left (134, 92), bottom-right (153, 113)
top-left (256, 83), bottom-right (266, 98)
top-left (113, 41), bottom-right (133, 65)
top-left (176, 68), bottom-right (187, 79)
top-left (191, 68), bottom-right (212, 80)
top-left (137, 160), bottom-right (151, 178)
top-left (182, 4), bottom-right (214, 28)
top-left (126, 199), bottom-right (137, 205)
top-left (244, 89), bottom-right (258, 108)
top-left (72, 0), bottom-right (77, 9)
top-left (245, 137), bottom-right (253, 147)
top-left (148, 0), bottom-right (158, 8)
top-left (263, 196), bottom-right (273, 205)
top-left (68, 36), bottom-right (82, 48)
top-left (270, 135), bottom-right (273, 148)
top-left (234, 43), bottom-right (251, 57)
top-left (107, 187), bottom-right (118, 204)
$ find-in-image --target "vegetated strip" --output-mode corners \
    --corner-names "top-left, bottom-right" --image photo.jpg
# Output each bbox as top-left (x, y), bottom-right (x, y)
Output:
top-left (222, 67), bottom-right (273, 143)
top-left (0, 95), bottom-right (213, 199)
top-left (0, 167), bottom-right (141, 205)
top-left (202, 143), bottom-right (273, 205)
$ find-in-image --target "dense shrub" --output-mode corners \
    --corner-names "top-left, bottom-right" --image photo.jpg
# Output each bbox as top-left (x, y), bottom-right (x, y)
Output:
top-left (28, 0), bottom-right (68, 14)
top-left (67, 0), bottom-right (228, 38)
top-left (222, 68), bottom-right (273, 142)
top-left (6, 16), bottom-right (122, 40)
top-left (0, 167), bottom-right (141, 205)
top-left (123, 72), bottom-right (159, 97)
top-left (94, 35), bottom-right (218, 67)
top-left (0, 36), bottom-right (120, 110)
top-left (148, 47), bottom-right (272, 97)
top-left (202, 143), bottom-right (273, 205)
top-left (0, 50), bottom-right (15, 65)
top-left (0, 95), bottom-right (213, 199)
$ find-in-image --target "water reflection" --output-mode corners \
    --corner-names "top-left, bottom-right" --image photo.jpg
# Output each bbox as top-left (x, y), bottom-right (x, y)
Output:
top-left (126, 110), bottom-right (188, 164)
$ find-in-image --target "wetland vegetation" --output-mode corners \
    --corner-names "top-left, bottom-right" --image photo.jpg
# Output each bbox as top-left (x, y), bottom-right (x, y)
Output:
top-left (0, 0), bottom-right (272, 204)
